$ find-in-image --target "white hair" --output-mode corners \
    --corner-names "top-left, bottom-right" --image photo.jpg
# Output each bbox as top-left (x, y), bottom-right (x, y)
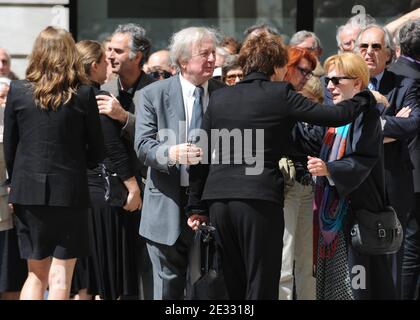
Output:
top-left (169, 27), bottom-right (219, 69)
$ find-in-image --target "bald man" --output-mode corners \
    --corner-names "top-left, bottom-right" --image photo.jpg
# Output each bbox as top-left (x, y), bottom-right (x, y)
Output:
top-left (145, 50), bottom-right (175, 80)
top-left (0, 48), bottom-right (18, 80)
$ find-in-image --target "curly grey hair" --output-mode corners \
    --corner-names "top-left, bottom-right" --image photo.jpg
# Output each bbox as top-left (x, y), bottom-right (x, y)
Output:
top-left (113, 23), bottom-right (151, 65)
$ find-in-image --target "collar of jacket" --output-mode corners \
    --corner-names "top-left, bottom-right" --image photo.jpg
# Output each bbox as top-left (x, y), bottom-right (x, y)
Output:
top-left (240, 72), bottom-right (270, 83)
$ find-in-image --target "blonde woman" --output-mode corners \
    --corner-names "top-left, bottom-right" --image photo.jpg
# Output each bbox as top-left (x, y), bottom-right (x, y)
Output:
top-left (3, 27), bottom-right (104, 300)
top-left (308, 53), bottom-right (395, 299)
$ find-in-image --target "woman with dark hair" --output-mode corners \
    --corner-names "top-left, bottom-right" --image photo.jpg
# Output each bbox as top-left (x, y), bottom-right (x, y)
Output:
top-left (187, 32), bottom-right (377, 299)
top-left (3, 26), bottom-right (104, 300)
top-left (73, 40), bottom-right (142, 300)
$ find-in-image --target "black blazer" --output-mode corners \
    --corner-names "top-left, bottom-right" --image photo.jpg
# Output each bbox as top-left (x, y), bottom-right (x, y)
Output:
top-left (388, 58), bottom-right (420, 193)
top-left (188, 72), bottom-right (375, 213)
top-left (375, 69), bottom-right (420, 220)
top-left (4, 80), bottom-right (105, 208)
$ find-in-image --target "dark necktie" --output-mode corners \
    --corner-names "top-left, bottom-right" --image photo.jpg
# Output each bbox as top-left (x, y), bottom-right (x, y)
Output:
top-left (188, 86), bottom-right (204, 142)
top-left (368, 77), bottom-right (378, 91)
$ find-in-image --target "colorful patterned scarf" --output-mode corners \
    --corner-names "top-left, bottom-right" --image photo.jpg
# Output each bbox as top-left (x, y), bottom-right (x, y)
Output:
top-left (313, 124), bottom-right (350, 259)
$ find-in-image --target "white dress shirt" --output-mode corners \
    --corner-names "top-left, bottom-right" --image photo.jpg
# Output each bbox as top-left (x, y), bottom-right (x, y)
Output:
top-left (179, 74), bottom-right (209, 186)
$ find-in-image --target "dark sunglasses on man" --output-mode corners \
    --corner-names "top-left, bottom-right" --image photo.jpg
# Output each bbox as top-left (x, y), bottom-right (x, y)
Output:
top-left (359, 43), bottom-right (383, 52)
top-left (324, 76), bottom-right (356, 86)
top-left (149, 70), bottom-right (172, 80)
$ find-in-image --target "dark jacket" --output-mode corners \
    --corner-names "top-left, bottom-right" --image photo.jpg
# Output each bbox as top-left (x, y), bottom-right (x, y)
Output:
top-left (376, 69), bottom-right (420, 222)
top-left (88, 83), bottom-right (138, 190)
top-left (327, 106), bottom-right (385, 212)
top-left (4, 80), bottom-right (105, 207)
top-left (388, 57), bottom-right (420, 193)
top-left (188, 72), bottom-right (376, 213)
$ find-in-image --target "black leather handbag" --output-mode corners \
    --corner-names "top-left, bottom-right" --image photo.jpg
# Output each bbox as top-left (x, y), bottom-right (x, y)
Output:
top-left (350, 206), bottom-right (403, 255)
top-left (186, 224), bottom-right (228, 300)
top-left (100, 163), bottom-right (128, 207)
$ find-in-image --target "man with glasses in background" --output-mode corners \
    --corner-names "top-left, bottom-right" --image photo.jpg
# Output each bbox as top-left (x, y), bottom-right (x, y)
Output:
top-left (146, 50), bottom-right (176, 81)
top-left (221, 54), bottom-right (243, 86)
top-left (356, 24), bottom-right (420, 299)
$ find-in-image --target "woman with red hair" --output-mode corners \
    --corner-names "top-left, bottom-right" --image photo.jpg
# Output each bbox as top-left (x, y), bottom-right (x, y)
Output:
top-left (279, 46), bottom-right (322, 300)
top-left (284, 46), bottom-right (317, 91)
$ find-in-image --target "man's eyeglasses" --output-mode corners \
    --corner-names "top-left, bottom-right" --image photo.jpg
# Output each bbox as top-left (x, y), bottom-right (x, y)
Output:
top-left (149, 70), bottom-right (172, 80)
top-left (359, 43), bottom-right (383, 52)
top-left (325, 76), bottom-right (356, 86)
top-left (297, 66), bottom-right (313, 79)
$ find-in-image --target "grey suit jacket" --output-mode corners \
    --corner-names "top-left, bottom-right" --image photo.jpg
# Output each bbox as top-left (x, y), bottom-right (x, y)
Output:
top-left (135, 75), bottom-right (225, 245)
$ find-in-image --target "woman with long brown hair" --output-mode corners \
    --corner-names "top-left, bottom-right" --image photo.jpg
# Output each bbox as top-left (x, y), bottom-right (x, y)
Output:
top-left (72, 40), bottom-right (142, 300)
top-left (3, 26), bottom-right (104, 300)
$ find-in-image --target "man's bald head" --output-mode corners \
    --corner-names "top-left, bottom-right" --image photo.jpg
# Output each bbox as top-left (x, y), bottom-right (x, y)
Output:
top-left (0, 48), bottom-right (12, 78)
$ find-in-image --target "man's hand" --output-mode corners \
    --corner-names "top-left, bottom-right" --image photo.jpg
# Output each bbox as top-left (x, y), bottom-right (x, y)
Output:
top-left (383, 106), bottom-right (411, 144)
top-left (187, 214), bottom-right (209, 231)
top-left (395, 106), bottom-right (411, 118)
top-left (169, 143), bottom-right (203, 165)
top-left (96, 94), bottom-right (128, 124)
top-left (371, 90), bottom-right (390, 107)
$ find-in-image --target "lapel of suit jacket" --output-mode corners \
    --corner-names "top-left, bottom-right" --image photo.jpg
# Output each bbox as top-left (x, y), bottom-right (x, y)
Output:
top-left (165, 75), bottom-right (186, 143)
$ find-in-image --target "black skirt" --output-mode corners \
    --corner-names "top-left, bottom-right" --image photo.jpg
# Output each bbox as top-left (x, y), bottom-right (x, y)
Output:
top-left (0, 227), bottom-right (27, 292)
top-left (72, 186), bottom-right (122, 299)
top-left (14, 205), bottom-right (89, 260)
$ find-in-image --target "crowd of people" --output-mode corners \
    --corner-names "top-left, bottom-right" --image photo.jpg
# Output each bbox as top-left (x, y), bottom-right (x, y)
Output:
top-left (0, 8), bottom-right (420, 300)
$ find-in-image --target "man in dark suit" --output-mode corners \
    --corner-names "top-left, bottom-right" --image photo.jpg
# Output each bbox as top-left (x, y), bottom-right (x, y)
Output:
top-left (356, 24), bottom-right (420, 298)
top-left (388, 19), bottom-right (420, 300)
top-left (135, 27), bottom-right (225, 300)
top-left (97, 23), bottom-right (156, 300)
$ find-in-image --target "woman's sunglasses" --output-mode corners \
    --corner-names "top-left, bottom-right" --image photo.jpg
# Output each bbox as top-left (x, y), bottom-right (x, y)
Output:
top-left (324, 76), bottom-right (356, 86)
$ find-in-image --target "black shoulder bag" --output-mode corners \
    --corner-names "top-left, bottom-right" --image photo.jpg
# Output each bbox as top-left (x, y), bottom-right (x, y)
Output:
top-left (350, 205), bottom-right (403, 255)
top-left (100, 163), bottom-right (128, 207)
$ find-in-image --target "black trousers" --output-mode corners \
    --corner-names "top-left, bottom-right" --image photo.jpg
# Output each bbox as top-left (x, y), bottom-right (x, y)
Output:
top-left (209, 199), bottom-right (284, 300)
top-left (402, 193), bottom-right (420, 300)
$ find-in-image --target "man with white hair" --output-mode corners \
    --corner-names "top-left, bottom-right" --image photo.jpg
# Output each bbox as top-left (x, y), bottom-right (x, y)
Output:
top-left (289, 30), bottom-right (323, 59)
top-left (336, 14), bottom-right (376, 53)
top-left (135, 27), bottom-right (225, 299)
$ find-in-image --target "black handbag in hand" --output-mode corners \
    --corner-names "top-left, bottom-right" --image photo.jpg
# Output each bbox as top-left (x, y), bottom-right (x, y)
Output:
top-left (186, 224), bottom-right (228, 300)
top-left (100, 163), bottom-right (128, 207)
top-left (350, 206), bottom-right (403, 255)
